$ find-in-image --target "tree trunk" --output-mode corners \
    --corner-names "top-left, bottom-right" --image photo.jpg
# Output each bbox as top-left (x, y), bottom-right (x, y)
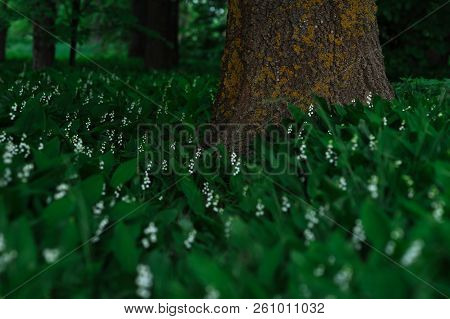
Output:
top-left (32, 0), bottom-right (56, 70)
top-left (69, 0), bottom-right (81, 66)
top-left (0, 1), bottom-right (7, 62)
top-left (129, 0), bottom-right (148, 58)
top-left (213, 0), bottom-right (394, 128)
top-left (145, 0), bottom-right (179, 69)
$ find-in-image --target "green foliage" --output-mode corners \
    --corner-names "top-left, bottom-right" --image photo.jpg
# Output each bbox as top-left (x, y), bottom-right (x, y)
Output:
top-left (0, 63), bottom-right (449, 298)
top-left (378, 0), bottom-right (450, 80)
top-left (180, 0), bottom-right (227, 72)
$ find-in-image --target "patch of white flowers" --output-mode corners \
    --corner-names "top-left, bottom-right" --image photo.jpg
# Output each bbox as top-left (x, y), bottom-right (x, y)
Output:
top-left (325, 140), bottom-right (338, 166)
top-left (3, 140), bottom-right (17, 164)
top-left (10, 102), bottom-right (18, 120)
top-left (402, 175), bottom-right (414, 199)
top-left (431, 200), bottom-right (445, 222)
top-left (334, 265), bottom-right (353, 291)
top-left (385, 227), bottom-right (404, 256)
top-left (136, 264), bottom-right (153, 298)
top-left (188, 158), bottom-right (195, 175)
top-left (352, 219), bottom-right (366, 250)
top-left (142, 222), bottom-right (158, 249)
top-left (92, 200), bottom-right (105, 216)
top-left (338, 177), bottom-right (347, 191)
top-left (85, 117), bottom-right (91, 131)
top-left (287, 124), bottom-right (293, 135)
top-left (402, 105), bottom-right (411, 112)
top-left (184, 229), bottom-right (197, 249)
top-left (281, 195), bottom-right (291, 212)
top-left (121, 194), bottom-right (136, 203)
top-left (141, 162), bottom-right (152, 190)
top-left (297, 141), bottom-right (307, 161)
top-left (205, 286), bottom-right (220, 299)
top-left (17, 163), bottom-right (34, 183)
top-left (19, 134), bottom-right (31, 158)
top-left (369, 134), bottom-right (377, 151)
top-left (202, 182), bottom-right (223, 214)
top-left (0, 250), bottom-right (16, 271)
top-left (188, 148), bottom-right (202, 175)
top-left (308, 104), bottom-right (314, 117)
top-left (256, 199), bottom-right (265, 217)
top-left (304, 208), bottom-right (319, 246)
top-left (366, 92), bottom-right (373, 108)
top-left (428, 186), bottom-right (445, 223)
top-left (91, 216), bottom-right (109, 243)
top-left (54, 183), bottom-right (70, 200)
top-left (385, 240), bottom-right (396, 255)
top-left (367, 175), bottom-right (379, 199)
top-left (0, 168), bottom-right (12, 187)
top-left (401, 240), bottom-right (424, 267)
top-left (299, 283), bottom-right (312, 298)
top-left (0, 234), bottom-right (4, 252)
top-left (114, 185), bottom-right (122, 198)
top-left (242, 185), bottom-right (249, 197)
top-left (224, 217), bottom-right (233, 239)
top-left (350, 134), bottom-right (358, 151)
top-left (313, 264), bottom-right (325, 277)
top-left (71, 135), bottom-right (93, 157)
top-left (0, 131), bottom-right (6, 143)
top-left (0, 233), bottom-right (18, 273)
top-left (43, 248), bottom-right (60, 264)
top-left (162, 159), bottom-right (168, 172)
top-left (231, 152), bottom-right (241, 176)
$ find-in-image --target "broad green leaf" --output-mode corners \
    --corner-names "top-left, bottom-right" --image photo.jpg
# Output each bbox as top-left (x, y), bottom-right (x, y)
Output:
top-left (14, 102), bottom-right (46, 134)
top-left (156, 208), bottom-right (179, 226)
top-left (111, 158), bottom-right (137, 187)
top-left (178, 177), bottom-right (205, 215)
top-left (43, 196), bottom-right (76, 223)
top-left (188, 253), bottom-right (233, 297)
top-left (361, 200), bottom-right (390, 249)
top-left (78, 175), bottom-right (104, 206)
top-left (112, 222), bottom-right (139, 273)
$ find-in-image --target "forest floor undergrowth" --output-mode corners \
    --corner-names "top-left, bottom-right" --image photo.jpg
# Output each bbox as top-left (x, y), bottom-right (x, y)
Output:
top-left (0, 62), bottom-right (449, 298)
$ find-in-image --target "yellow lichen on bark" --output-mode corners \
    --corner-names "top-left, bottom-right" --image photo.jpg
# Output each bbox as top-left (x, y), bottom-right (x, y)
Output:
top-left (302, 25), bottom-right (316, 46)
top-left (319, 52), bottom-right (334, 69)
top-left (339, 0), bottom-right (377, 33)
top-left (228, 0), bottom-right (241, 25)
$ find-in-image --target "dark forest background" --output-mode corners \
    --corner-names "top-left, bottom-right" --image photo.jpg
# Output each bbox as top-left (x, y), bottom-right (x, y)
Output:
top-left (0, 0), bottom-right (448, 79)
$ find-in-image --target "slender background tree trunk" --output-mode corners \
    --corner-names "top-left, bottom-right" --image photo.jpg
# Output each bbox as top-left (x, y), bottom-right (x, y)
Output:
top-left (129, 0), bottom-right (148, 59)
top-left (0, 1), bottom-right (8, 62)
top-left (69, 0), bottom-right (81, 66)
top-left (213, 0), bottom-right (393, 128)
top-left (145, 0), bottom-right (179, 69)
top-left (33, 0), bottom-right (57, 70)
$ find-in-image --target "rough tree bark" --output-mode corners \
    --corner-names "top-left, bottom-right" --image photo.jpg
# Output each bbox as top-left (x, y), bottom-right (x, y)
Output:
top-left (33, 0), bottom-right (56, 70)
top-left (129, 0), bottom-right (148, 58)
top-left (145, 0), bottom-right (179, 69)
top-left (69, 0), bottom-right (81, 66)
top-left (0, 1), bottom-right (8, 62)
top-left (213, 0), bottom-right (394, 130)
